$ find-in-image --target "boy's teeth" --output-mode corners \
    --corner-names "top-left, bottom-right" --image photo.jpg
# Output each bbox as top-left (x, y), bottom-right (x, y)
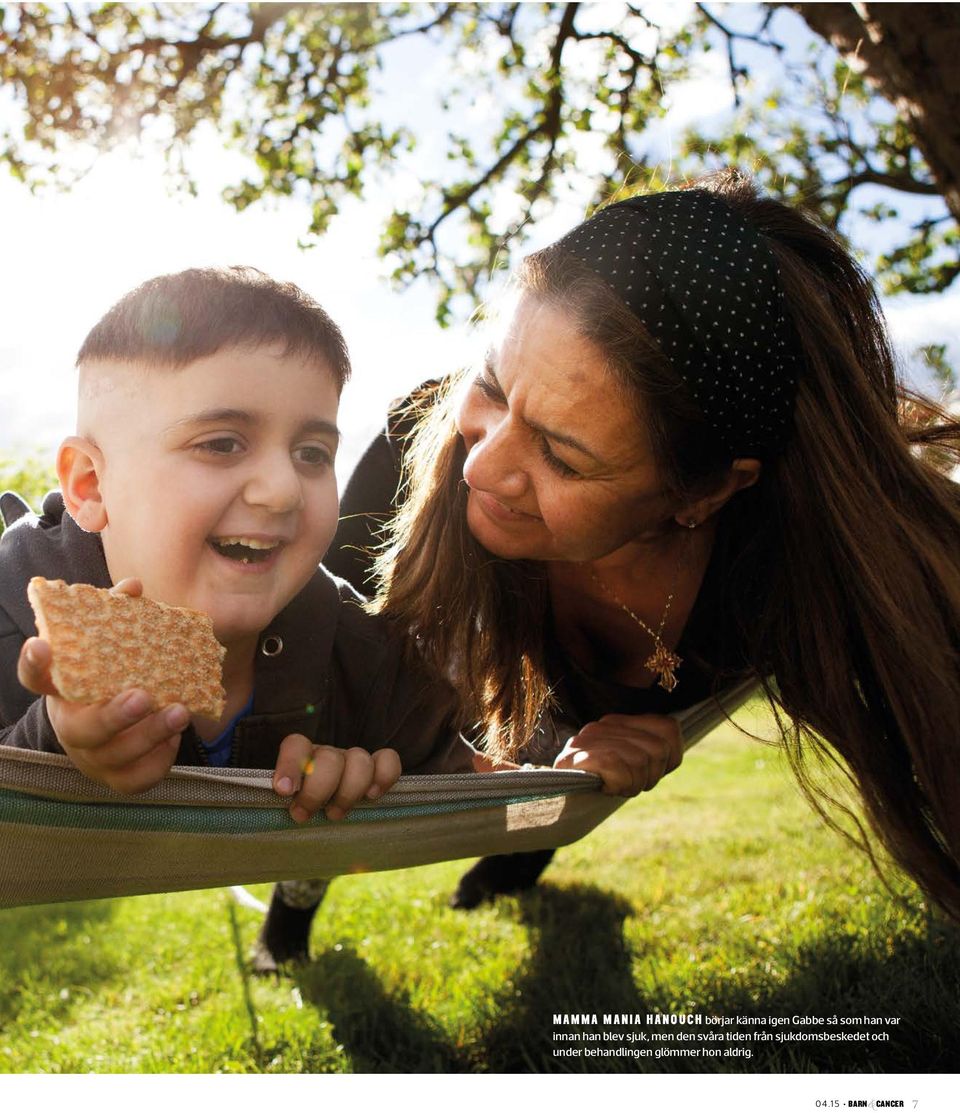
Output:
top-left (210, 536), bottom-right (282, 564)
top-left (215, 537), bottom-right (279, 550)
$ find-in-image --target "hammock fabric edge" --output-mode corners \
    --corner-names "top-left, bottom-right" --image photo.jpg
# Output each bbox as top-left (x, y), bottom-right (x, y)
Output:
top-left (0, 679), bottom-right (760, 907)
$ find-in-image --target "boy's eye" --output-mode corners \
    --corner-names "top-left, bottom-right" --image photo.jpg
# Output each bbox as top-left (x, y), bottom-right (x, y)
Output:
top-left (197, 436), bottom-right (243, 456)
top-left (294, 444), bottom-right (333, 468)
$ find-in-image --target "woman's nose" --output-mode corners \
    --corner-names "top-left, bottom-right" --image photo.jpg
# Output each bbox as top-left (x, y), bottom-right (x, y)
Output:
top-left (457, 395), bottom-right (527, 499)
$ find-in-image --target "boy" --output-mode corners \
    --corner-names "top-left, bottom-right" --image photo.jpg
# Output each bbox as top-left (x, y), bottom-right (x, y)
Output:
top-left (0, 265), bottom-right (474, 961)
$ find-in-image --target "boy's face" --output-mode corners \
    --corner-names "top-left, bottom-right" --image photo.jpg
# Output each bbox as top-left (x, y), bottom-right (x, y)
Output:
top-left (76, 345), bottom-right (340, 651)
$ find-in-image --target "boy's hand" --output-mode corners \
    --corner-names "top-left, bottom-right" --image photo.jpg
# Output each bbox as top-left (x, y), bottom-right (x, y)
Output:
top-left (272, 735), bottom-right (402, 822)
top-left (552, 713), bottom-right (683, 796)
top-left (17, 577), bottom-right (189, 795)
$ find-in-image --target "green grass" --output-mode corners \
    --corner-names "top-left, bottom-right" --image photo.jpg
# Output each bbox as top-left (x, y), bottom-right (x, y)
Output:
top-left (0, 457), bottom-right (57, 531)
top-left (1, 708), bottom-right (958, 1074)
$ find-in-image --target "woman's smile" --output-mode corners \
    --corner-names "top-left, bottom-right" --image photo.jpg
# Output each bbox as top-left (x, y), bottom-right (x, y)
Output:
top-left (456, 296), bottom-right (673, 563)
top-left (468, 485), bottom-right (541, 524)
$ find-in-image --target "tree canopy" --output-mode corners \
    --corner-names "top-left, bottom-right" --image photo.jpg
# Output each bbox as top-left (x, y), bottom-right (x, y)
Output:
top-left (1, 2), bottom-right (957, 324)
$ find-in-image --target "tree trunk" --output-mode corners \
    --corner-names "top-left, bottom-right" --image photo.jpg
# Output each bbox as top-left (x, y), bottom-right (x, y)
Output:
top-left (784, 2), bottom-right (960, 222)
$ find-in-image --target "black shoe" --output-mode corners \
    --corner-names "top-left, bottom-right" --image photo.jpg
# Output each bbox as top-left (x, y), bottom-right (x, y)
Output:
top-left (449, 850), bottom-right (556, 910)
top-left (252, 889), bottom-right (321, 974)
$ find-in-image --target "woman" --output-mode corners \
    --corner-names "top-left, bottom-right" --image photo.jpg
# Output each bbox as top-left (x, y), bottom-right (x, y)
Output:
top-left (260, 170), bottom-right (960, 964)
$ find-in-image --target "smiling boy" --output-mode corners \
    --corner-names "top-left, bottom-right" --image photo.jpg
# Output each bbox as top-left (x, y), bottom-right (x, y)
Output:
top-left (0, 267), bottom-right (473, 822)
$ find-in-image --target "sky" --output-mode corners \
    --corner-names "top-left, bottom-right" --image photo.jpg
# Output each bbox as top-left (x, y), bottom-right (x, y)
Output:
top-left (0, 142), bottom-right (478, 482)
top-left (1, 2), bottom-right (958, 487)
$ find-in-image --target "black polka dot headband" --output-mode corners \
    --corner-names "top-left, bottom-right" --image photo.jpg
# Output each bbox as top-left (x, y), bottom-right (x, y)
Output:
top-left (556, 189), bottom-right (802, 459)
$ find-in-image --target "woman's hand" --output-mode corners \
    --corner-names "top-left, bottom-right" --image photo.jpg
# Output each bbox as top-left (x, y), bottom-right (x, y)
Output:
top-left (552, 713), bottom-right (683, 796)
top-left (17, 577), bottom-right (187, 795)
top-left (272, 735), bottom-right (402, 822)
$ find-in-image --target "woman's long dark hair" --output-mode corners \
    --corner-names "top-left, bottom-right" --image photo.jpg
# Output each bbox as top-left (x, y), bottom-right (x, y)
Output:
top-left (375, 170), bottom-right (960, 921)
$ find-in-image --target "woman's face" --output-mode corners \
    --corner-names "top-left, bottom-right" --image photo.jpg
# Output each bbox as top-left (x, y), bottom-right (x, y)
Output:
top-left (455, 295), bottom-right (678, 563)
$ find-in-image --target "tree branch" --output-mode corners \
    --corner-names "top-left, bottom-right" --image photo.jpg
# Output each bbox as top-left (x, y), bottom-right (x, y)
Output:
top-left (249, 3), bottom-right (302, 40)
top-left (377, 3), bottom-right (458, 44)
top-left (843, 167), bottom-right (941, 197)
top-left (419, 2), bottom-right (578, 245)
top-left (572, 28), bottom-right (647, 69)
top-left (697, 2), bottom-right (784, 105)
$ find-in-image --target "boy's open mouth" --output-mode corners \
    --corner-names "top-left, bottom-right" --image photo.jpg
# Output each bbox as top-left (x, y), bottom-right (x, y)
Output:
top-left (209, 536), bottom-right (282, 565)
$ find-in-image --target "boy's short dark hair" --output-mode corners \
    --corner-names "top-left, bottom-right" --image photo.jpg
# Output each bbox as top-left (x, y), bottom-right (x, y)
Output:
top-left (77, 266), bottom-right (351, 391)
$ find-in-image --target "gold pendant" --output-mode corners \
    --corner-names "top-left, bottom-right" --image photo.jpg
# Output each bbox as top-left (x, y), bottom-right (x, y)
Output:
top-left (645, 644), bottom-right (682, 692)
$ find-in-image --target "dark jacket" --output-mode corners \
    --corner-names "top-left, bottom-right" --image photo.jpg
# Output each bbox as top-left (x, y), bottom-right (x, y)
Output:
top-left (0, 491), bottom-right (473, 773)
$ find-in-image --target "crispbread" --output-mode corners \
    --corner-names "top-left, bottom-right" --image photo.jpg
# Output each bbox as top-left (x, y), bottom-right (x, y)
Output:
top-left (27, 577), bottom-right (226, 719)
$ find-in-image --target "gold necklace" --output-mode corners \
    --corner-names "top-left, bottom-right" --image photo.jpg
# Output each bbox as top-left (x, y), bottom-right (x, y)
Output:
top-left (587, 525), bottom-right (694, 692)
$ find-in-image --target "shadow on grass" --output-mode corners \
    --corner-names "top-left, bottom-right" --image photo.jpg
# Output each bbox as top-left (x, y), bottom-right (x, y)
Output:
top-left (300, 946), bottom-right (469, 1072)
top-left (479, 884), bottom-right (645, 1072)
top-left (702, 913), bottom-right (960, 1073)
top-left (296, 883), bottom-right (960, 1074)
top-left (298, 883), bottom-right (650, 1073)
top-left (0, 899), bottom-right (119, 1025)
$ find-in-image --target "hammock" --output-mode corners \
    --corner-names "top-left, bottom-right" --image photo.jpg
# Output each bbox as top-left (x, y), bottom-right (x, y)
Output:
top-left (0, 680), bottom-right (759, 908)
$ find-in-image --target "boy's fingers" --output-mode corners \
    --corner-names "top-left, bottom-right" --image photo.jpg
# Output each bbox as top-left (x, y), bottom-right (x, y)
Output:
top-left (110, 578), bottom-right (143, 599)
top-left (273, 740), bottom-right (401, 820)
top-left (272, 733), bottom-right (314, 796)
top-left (52, 689), bottom-right (153, 750)
top-left (113, 744), bottom-right (180, 795)
top-left (54, 691), bottom-right (183, 752)
top-left (75, 734), bottom-right (181, 796)
top-left (366, 748), bottom-right (402, 799)
top-left (17, 638), bottom-right (58, 697)
top-left (324, 747), bottom-right (376, 819)
top-left (290, 745), bottom-right (345, 822)
top-left (77, 707), bottom-right (188, 770)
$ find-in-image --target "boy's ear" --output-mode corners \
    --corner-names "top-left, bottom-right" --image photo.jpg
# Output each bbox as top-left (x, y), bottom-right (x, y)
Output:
top-left (57, 436), bottom-right (108, 533)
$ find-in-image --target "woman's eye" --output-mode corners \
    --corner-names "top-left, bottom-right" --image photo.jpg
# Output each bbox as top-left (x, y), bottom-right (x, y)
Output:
top-left (539, 438), bottom-right (580, 479)
top-left (474, 372), bottom-right (506, 403)
top-left (294, 444), bottom-right (333, 468)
